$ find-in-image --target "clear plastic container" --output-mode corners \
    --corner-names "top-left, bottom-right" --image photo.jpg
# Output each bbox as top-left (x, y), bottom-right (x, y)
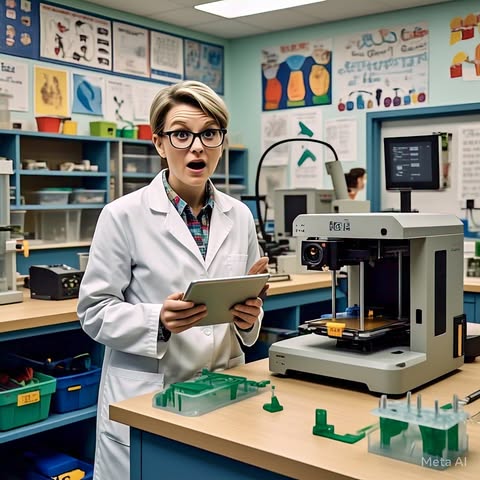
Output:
top-left (34, 210), bottom-right (81, 243)
top-left (70, 189), bottom-right (106, 204)
top-left (28, 190), bottom-right (71, 205)
top-left (0, 92), bottom-right (11, 129)
top-left (123, 155), bottom-right (161, 173)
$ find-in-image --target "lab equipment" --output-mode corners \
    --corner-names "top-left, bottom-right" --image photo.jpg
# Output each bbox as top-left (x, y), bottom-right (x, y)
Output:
top-left (29, 264), bottom-right (84, 300)
top-left (263, 385), bottom-right (283, 412)
top-left (152, 369), bottom-right (270, 416)
top-left (183, 273), bottom-right (269, 326)
top-left (0, 158), bottom-right (23, 305)
top-left (269, 213), bottom-right (465, 394)
top-left (368, 392), bottom-right (469, 469)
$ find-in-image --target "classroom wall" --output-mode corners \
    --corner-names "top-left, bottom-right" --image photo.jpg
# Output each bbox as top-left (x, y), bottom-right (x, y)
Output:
top-left (228, 0), bottom-right (480, 198)
top-left (3, 0), bottom-right (231, 135)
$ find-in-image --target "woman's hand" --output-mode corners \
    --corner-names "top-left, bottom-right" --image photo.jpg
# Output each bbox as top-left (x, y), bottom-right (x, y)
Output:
top-left (231, 296), bottom-right (263, 331)
top-left (160, 292), bottom-right (207, 334)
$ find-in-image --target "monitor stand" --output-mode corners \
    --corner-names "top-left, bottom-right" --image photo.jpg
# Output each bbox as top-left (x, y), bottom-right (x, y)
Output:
top-left (400, 190), bottom-right (412, 213)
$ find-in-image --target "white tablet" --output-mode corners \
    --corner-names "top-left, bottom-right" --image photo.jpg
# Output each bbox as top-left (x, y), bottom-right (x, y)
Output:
top-left (183, 274), bottom-right (270, 327)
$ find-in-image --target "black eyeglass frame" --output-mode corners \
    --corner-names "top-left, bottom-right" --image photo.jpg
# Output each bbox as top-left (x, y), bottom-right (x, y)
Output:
top-left (160, 128), bottom-right (227, 149)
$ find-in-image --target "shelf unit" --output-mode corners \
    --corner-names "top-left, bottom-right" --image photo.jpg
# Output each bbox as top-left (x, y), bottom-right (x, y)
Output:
top-left (211, 145), bottom-right (248, 198)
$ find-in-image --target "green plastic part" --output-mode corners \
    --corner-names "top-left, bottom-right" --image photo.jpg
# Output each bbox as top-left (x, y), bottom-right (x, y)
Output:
top-left (312, 409), bottom-right (367, 444)
top-left (152, 369), bottom-right (270, 416)
top-left (263, 385), bottom-right (284, 413)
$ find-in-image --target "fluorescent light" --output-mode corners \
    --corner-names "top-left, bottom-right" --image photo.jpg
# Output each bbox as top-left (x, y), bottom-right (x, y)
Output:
top-left (195, 0), bottom-right (326, 19)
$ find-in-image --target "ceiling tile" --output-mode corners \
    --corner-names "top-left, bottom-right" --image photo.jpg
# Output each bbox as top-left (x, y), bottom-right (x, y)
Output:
top-left (191, 20), bottom-right (268, 39)
top-left (239, 9), bottom-right (327, 31)
top-left (150, 7), bottom-right (219, 27)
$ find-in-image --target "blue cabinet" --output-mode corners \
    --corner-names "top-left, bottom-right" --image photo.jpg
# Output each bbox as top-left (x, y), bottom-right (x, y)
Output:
top-left (464, 292), bottom-right (480, 324)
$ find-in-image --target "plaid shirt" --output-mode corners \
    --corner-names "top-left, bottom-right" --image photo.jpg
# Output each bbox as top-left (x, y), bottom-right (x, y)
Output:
top-left (162, 170), bottom-right (214, 259)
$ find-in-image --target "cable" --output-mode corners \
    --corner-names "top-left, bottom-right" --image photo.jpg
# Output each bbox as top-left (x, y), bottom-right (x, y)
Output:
top-left (254, 137), bottom-right (340, 244)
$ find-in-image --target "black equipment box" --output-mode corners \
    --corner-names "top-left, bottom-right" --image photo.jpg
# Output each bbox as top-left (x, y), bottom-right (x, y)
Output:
top-left (29, 264), bottom-right (84, 300)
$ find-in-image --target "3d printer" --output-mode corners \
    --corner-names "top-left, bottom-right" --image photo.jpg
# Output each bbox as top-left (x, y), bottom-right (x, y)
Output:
top-left (269, 213), bottom-right (466, 394)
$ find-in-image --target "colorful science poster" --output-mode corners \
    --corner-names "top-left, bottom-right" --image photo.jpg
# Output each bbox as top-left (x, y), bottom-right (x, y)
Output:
top-left (34, 65), bottom-right (69, 116)
top-left (261, 39), bottom-right (332, 111)
top-left (40, 3), bottom-right (112, 70)
top-left (335, 23), bottom-right (429, 112)
top-left (449, 10), bottom-right (480, 81)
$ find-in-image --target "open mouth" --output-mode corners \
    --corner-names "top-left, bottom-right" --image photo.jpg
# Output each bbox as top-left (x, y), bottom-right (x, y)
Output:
top-left (187, 161), bottom-right (206, 170)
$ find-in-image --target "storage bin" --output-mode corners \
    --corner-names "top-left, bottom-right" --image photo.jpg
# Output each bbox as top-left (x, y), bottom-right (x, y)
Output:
top-left (123, 154), bottom-right (161, 173)
top-left (123, 182), bottom-right (148, 195)
top-left (51, 366), bottom-right (101, 413)
top-left (24, 450), bottom-right (93, 480)
top-left (70, 189), bottom-right (106, 204)
top-left (89, 121), bottom-right (116, 137)
top-left (27, 188), bottom-right (71, 205)
top-left (0, 371), bottom-right (56, 431)
top-left (34, 210), bottom-right (81, 243)
top-left (80, 209), bottom-right (101, 241)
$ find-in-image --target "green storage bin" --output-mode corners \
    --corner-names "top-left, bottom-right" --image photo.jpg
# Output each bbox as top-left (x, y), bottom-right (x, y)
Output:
top-left (0, 372), bottom-right (56, 431)
top-left (89, 121), bottom-right (117, 137)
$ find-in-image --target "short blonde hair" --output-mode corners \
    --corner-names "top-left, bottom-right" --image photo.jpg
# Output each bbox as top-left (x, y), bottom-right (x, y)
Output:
top-left (149, 81), bottom-right (229, 135)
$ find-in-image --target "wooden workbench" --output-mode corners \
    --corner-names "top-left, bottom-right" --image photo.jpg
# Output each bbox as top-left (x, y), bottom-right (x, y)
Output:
top-left (110, 358), bottom-right (480, 480)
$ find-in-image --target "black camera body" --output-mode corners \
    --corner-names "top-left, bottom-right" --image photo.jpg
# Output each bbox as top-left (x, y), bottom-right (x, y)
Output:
top-left (301, 240), bottom-right (342, 271)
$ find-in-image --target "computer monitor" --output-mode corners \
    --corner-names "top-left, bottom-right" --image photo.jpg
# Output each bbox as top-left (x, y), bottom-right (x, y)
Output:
top-left (384, 134), bottom-right (441, 212)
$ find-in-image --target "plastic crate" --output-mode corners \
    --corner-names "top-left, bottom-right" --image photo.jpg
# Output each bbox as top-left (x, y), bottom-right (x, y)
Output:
top-left (51, 367), bottom-right (101, 413)
top-left (24, 451), bottom-right (93, 480)
top-left (89, 121), bottom-right (116, 137)
top-left (34, 210), bottom-right (81, 242)
top-left (123, 154), bottom-right (161, 173)
top-left (27, 189), bottom-right (71, 205)
top-left (70, 189), bottom-right (106, 204)
top-left (0, 371), bottom-right (56, 431)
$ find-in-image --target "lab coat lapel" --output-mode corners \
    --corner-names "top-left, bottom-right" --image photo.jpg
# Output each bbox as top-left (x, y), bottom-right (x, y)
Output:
top-left (205, 189), bottom-right (233, 269)
top-left (147, 171), bottom-right (205, 266)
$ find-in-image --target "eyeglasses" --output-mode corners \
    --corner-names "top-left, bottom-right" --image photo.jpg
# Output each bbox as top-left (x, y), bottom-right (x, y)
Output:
top-left (161, 128), bottom-right (227, 149)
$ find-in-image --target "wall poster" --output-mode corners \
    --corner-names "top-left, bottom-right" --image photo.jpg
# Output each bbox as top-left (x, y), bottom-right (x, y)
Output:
top-left (335, 23), bottom-right (429, 112)
top-left (39, 3), bottom-right (112, 70)
top-left (150, 30), bottom-right (183, 83)
top-left (261, 38), bottom-right (332, 111)
top-left (34, 65), bottom-right (68, 116)
top-left (184, 39), bottom-right (223, 94)
top-left (113, 21), bottom-right (149, 77)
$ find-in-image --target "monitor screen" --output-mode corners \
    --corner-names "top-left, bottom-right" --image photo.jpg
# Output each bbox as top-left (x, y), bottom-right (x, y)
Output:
top-left (284, 195), bottom-right (307, 236)
top-left (384, 135), bottom-right (441, 190)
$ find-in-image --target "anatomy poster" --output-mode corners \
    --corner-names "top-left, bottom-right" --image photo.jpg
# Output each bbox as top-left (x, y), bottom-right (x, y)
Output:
top-left (184, 39), bottom-right (223, 94)
top-left (0, 55), bottom-right (29, 111)
top-left (34, 65), bottom-right (68, 116)
top-left (335, 23), bottom-right (429, 112)
top-left (72, 73), bottom-right (103, 115)
top-left (39, 3), bottom-right (112, 70)
top-left (449, 10), bottom-right (480, 81)
top-left (261, 39), bottom-right (332, 111)
top-left (0, 0), bottom-right (38, 58)
top-left (113, 22), bottom-right (149, 77)
top-left (150, 31), bottom-right (183, 83)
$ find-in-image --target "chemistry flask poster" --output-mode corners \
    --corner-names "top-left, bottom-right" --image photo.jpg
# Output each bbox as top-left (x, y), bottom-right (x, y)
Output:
top-left (335, 22), bottom-right (429, 112)
top-left (261, 39), bottom-right (332, 111)
top-left (39, 3), bottom-right (112, 70)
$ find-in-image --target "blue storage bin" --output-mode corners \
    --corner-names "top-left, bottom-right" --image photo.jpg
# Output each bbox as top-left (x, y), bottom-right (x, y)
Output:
top-left (51, 366), bottom-right (101, 413)
top-left (25, 451), bottom-right (93, 480)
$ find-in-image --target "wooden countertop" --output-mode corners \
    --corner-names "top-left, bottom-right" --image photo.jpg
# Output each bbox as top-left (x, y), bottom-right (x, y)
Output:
top-left (266, 272), bottom-right (332, 296)
top-left (110, 359), bottom-right (480, 480)
top-left (0, 290), bottom-right (78, 333)
top-left (464, 277), bottom-right (480, 293)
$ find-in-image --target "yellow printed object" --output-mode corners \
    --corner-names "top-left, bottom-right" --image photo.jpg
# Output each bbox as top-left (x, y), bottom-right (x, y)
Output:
top-left (326, 322), bottom-right (346, 338)
top-left (449, 16), bottom-right (462, 45)
top-left (452, 51), bottom-right (468, 65)
top-left (51, 468), bottom-right (86, 480)
top-left (309, 65), bottom-right (330, 96)
top-left (287, 71), bottom-right (306, 102)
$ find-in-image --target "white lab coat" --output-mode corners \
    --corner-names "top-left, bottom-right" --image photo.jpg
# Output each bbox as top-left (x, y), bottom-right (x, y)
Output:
top-left (77, 171), bottom-right (263, 480)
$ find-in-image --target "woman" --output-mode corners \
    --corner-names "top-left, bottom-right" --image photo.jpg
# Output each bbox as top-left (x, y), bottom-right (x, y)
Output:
top-left (77, 80), bottom-right (267, 480)
top-left (345, 167), bottom-right (366, 200)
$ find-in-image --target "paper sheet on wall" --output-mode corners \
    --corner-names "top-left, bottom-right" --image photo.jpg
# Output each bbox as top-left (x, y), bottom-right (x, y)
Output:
top-left (150, 31), bottom-right (183, 83)
top-left (33, 65), bottom-right (69, 116)
top-left (0, 55), bottom-right (28, 111)
top-left (105, 79), bottom-right (133, 125)
top-left (261, 112), bottom-right (290, 166)
top-left (457, 124), bottom-right (480, 202)
top-left (324, 118), bottom-right (357, 162)
top-left (132, 82), bottom-right (162, 122)
top-left (113, 22), bottom-right (149, 77)
top-left (288, 108), bottom-right (323, 188)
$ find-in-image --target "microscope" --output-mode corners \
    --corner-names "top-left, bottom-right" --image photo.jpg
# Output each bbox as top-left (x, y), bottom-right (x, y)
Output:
top-left (0, 158), bottom-right (23, 305)
top-left (269, 213), bottom-right (466, 394)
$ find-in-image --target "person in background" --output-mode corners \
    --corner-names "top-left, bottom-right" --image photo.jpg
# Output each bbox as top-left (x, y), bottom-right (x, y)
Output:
top-left (345, 167), bottom-right (367, 200)
top-left (77, 80), bottom-right (268, 480)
